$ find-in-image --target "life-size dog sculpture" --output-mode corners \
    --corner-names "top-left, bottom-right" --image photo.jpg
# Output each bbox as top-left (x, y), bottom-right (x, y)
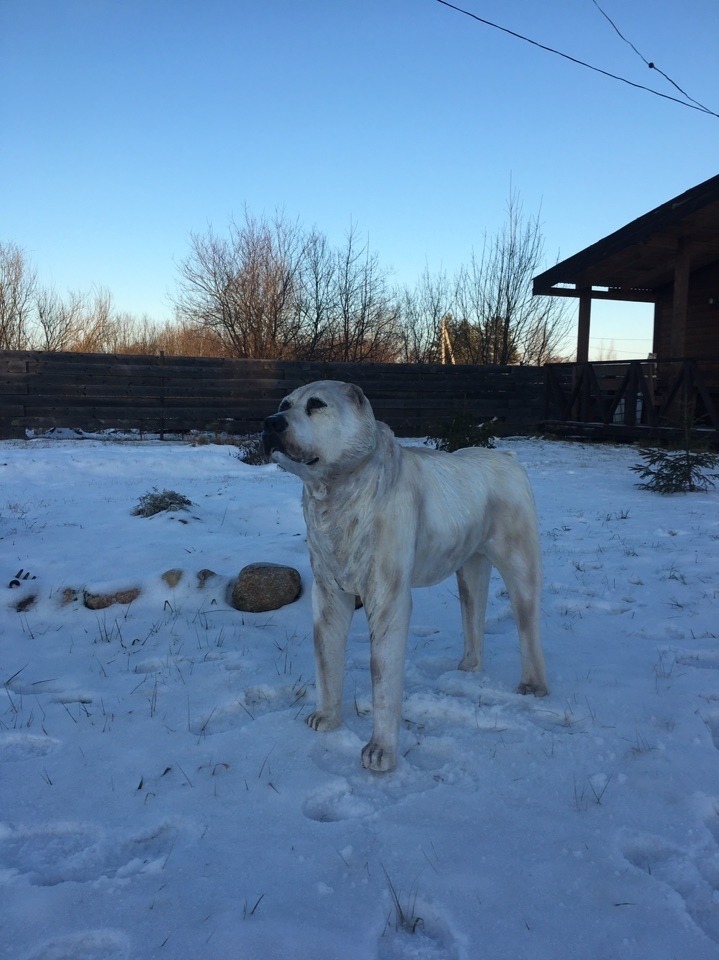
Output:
top-left (262, 380), bottom-right (548, 772)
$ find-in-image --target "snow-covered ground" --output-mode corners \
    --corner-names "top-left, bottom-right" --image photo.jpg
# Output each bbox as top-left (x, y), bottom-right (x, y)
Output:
top-left (1, 434), bottom-right (718, 960)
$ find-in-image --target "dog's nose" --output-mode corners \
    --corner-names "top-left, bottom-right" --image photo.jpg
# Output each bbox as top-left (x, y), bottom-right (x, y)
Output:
top-left (263, 413), bottom-right (287, 433)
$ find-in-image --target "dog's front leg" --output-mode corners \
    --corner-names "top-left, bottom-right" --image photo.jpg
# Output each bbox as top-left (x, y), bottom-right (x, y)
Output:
top-left (306, 580), bottom-right (355, 732)
top-left (361, 587), bottom-right (412, 773)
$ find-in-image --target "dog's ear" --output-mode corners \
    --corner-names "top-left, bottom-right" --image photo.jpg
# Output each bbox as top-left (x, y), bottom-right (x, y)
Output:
top-left (344, 383), bottom-right (365, 406)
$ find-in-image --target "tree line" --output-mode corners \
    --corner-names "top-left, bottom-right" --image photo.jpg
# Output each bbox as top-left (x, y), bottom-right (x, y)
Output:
top-left (0, 194), bottom-right (570, 365)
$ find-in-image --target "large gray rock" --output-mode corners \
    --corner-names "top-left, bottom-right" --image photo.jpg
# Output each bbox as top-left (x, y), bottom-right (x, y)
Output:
top-left (229, 563), bottom-right (301, 612)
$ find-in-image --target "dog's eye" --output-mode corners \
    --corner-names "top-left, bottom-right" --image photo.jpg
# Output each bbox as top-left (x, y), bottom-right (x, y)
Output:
top-left (279, 399), bottom-right (292, 412)
top-left (306, 397), bottom-right (327, 415)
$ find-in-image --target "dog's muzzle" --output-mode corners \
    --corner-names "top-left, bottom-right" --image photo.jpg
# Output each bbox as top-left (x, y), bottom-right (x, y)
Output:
top-left (261, 413), bottom-right (319, 466)
top-left (262, 413), bottom-right (287, 456)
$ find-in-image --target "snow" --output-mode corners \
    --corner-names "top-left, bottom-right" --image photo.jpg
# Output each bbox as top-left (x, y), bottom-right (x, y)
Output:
top-left (1, 434), bottom-right (718, 960)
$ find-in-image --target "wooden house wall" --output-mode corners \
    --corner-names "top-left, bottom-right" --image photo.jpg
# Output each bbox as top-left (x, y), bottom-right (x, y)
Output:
top-left (653, 260), bottom-right (719, 358)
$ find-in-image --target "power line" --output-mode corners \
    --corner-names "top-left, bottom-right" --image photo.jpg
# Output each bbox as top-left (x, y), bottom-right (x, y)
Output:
top-left (434, 0), bottom-right (719, 119)
top-left (589, 336), bottom-right (651, 343)
top-left (590, 0), bottom-right (715, 115)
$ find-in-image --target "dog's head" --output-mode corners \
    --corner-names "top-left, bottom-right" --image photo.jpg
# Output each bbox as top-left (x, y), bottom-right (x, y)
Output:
top-left (262, 380), bottom-right (376, 480)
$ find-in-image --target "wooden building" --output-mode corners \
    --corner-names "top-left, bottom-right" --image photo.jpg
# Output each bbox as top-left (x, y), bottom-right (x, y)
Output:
top-left (533, 173), bottom-right (719, 362)
top-left (533, 175), bottom-right (719, 441)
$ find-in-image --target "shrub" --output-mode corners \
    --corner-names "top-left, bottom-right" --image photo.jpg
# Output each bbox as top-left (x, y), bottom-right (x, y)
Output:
top-left (631, 446), bottom-right (719, 493)
top-left (425, 412), bottom-right (496, 452)
top-left (132, 488), bottom-right (193, 517)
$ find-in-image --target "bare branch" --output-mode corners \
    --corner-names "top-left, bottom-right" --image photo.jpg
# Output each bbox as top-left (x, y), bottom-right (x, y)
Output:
top-left (0, 242), bottom-right (36, 349)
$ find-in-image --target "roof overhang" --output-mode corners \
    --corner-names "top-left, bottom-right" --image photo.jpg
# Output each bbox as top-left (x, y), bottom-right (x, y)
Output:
top-left (533, 173), bottom-right (719, 301)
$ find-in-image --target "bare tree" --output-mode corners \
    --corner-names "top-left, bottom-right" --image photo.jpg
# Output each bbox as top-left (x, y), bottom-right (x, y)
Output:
top-left (100, 311), bottom-right (156, 354)
top-left (2, 243), bottom-right (226, 358)
top-left (155, 319), bottom-right (225, 357)
top-left (398, 265), bottom-right (451, 363)
top-left (33, 287), bottom-right (173, 355)
top-left (0, 242), bottom-right (36, 349)
top-left (69, 288), bottom-right (117, 352)
top-left (34, 287), bottom-right (88, 351)
top-left (174, 215), bottom-right (403, 362)
top-left (330, 225), bottom-right (402, 362)
top-left (450, 191), bottom-right (570, 365)
top-left (291, 227), bottom-right (338, 360)
top-left (293, 224), bottom-right (403, 362)
top-left (173, 210), bottom-right (306, 359)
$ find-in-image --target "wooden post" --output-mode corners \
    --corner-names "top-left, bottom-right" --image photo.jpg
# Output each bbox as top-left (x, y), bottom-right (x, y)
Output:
top-left (571, 288), bottom-right (592, 420)
top-left (577, 288), bottom-right (592, 363)
top-left (652, 301), bottom-right (662, 357)
top-left (671, 237), bottom-right (691, 358)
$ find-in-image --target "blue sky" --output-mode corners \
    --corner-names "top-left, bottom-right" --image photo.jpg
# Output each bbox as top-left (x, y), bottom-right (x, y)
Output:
top-left (2, 0), bottom-right (718, 359)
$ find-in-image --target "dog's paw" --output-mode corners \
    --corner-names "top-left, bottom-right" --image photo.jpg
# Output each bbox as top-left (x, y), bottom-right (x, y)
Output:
top-left (360, 739), bottom-right (396, 773)
top-left (306, 710), bottom-right (341, 732)
top-left (517, 681), bottom-right (549, 697)
top-left (458, 654), bottom-right (480, 672)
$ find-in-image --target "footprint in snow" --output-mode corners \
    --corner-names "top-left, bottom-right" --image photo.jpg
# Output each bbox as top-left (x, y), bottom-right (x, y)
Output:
top-left (303, 780), bottom-right (376, 822)
top-left (23, 929), bottom-right (130, 960)
top-left (5, 671), bottom-right (96, 707)
top-left (622, 823), bottom-right (719, 944)
top-left (702, 713), bottom-right (719, 751)
top-left (401, 688), bottom-right (527, 741)
top-left (303, 727), bottom-right (447, 823)
top-left (189, 682), bottom-right (306, 737)
top-left (0, 731), bottom-right (60, 762)
top-left (377, 898), bottom-right (462, 960)
top-left (0, 820), bottom-right (179, 887)
top-left (676, 650), bottom-right (719, 671)
top-left (410, 673), bottom-right (561, 741)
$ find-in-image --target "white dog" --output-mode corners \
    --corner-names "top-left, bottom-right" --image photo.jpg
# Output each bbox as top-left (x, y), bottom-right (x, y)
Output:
top-left (262, 381), bottom-right (548, 772)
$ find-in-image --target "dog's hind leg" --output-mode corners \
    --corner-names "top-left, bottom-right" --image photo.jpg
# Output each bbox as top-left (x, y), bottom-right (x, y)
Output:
top-left (456, 554), bottom-right (492, 672)
top-left (306, 582), bottom-right (356, 732)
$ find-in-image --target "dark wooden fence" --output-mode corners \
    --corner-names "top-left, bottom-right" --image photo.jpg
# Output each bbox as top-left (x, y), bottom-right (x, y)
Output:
top-left (0, 351), bottom-right (546, 439)
top-left (544, 358), bottom-right (719, 442)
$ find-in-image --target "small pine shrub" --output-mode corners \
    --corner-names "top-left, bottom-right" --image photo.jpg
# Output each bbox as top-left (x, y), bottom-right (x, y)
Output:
top-left (631, 446), bottom-right (719, 493)
top-left (132, 488), bottom-right (193, 517)
top-left (425, 412), bottom-right (496, 452)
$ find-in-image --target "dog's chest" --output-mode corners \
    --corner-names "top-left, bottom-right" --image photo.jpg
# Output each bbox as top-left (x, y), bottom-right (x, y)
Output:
top-left (303, 495), bottom-right (373, 591)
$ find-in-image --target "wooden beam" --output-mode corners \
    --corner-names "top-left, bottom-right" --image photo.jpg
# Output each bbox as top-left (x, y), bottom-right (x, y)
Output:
top-left (652, 301), bottom-right (661, 356)
top-left (671, 236), bottom-right (691, 357)
top-left (533, 284), bottom-right (656, 303)
top-left (577, 288), bottom-right (591, 362)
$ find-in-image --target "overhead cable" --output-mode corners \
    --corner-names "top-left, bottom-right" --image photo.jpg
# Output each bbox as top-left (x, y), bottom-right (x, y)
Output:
top-left (590, 0), bottom-right (715, 116)
top-left (434, 0), bottom-right (719, 119)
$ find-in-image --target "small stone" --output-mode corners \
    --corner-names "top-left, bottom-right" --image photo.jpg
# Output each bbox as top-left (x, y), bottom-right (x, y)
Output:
top-left (162, 569), bottom-right (183, 588)
top-left (84, 587), bottom-right (141, 610)
top-left (229, 562), bottom-right (301, 613)
top-left (197, 569), bottom-right (217, 589)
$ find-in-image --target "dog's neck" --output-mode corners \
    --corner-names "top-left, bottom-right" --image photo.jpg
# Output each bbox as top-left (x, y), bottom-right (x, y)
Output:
top-left (303, 422), bottom-right (400, 505)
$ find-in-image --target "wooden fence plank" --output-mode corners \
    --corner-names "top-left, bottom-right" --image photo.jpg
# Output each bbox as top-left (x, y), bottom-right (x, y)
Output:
top-left (0, 350), bottom-right (548, 438)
